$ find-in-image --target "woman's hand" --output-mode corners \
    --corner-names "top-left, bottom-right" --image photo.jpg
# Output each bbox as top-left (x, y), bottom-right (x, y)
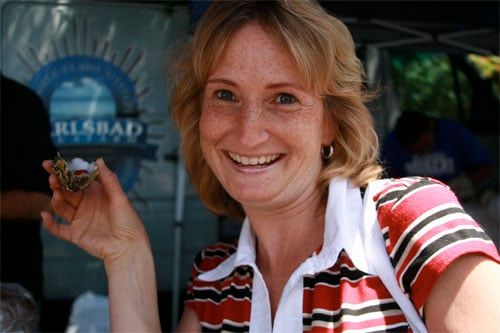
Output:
top-left (42, 158), bottom-right (162, 331)
top-left (41, 158), bottom-right (149, 268)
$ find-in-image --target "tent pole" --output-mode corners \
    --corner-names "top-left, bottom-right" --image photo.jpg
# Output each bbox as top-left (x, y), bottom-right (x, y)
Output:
top-left (171, 154), bottom-right (186, 332)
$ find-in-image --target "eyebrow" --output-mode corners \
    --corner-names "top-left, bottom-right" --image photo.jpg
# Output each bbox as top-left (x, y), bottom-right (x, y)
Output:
top-left (207, 78), bottom-right (306, 91)
top-left (206, 78), bottom-right (238, 87)
top-left (266, 82), bottom-right (306, 91)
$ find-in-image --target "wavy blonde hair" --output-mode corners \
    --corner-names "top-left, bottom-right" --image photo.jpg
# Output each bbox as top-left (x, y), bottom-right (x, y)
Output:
top-left (170, 0), bottom-right (383, 219)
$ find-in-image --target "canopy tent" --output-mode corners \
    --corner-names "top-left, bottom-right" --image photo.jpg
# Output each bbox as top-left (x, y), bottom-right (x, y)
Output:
top-left (318, 1), bottom-right (498, 55)
top-left (187, 0), bottom-right (499, 55)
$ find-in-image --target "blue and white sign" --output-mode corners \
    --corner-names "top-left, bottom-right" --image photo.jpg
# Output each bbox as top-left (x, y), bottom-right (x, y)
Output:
top-left (29, 54), bottom-right (157, 192)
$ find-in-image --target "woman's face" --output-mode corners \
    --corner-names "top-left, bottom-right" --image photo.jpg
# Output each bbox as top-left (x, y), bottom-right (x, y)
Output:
top-left (200, 22), bottom-right (333, 212)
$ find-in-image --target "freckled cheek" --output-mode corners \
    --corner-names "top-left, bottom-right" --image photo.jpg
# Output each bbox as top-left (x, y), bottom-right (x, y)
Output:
top-left (199, 105), bottom-right (231, 146)
top-left (199, 111), bottom-right (218, 168)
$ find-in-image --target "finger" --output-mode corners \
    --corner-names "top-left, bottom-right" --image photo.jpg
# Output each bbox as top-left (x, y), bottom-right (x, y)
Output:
top-left (96, 158), bottom-right (126, 199)
top-left (41, 211), bottom-right (73, 242)
top-left (49, 173), bottom-right (61, 191)
top-left (52, 190), bottom-right (77, 222)
top-left (49, 174), bottom-right (84, 207)
top-left (42, 160), bottom-right (54, 174)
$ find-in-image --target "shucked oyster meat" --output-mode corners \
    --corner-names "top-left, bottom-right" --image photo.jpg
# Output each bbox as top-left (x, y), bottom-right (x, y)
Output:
top-left (52, 153), bottom-right (99, 192)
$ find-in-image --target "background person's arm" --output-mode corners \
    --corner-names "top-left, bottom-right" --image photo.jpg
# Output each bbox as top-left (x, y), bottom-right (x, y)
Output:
top-left (1, 190), bottom-right (52, 219)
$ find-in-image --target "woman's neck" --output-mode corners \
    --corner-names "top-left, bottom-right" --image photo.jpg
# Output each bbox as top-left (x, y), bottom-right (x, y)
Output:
top-left (244, 187), bottom-right (325, 320)
top-left (244, 186), bottom-right (325, 272)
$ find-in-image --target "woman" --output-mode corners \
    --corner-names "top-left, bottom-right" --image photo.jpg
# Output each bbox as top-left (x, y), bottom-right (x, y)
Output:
top-left (42, 1), bottom-right (500, 332)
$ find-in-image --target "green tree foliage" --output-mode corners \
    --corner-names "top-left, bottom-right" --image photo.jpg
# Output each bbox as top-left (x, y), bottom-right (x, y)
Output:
top-left (390, 52), bottom-right (472, 121)
top-left (468, 55), bottom-right (500, 96)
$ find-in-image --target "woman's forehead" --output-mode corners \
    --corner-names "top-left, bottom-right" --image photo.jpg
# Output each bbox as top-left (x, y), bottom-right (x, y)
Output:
top-left (206, 22), bottom-right (310, 88)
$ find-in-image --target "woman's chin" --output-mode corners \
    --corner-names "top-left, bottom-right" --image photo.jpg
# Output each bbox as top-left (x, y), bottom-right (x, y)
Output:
top-left (227, 186), bottom-right (279, 208)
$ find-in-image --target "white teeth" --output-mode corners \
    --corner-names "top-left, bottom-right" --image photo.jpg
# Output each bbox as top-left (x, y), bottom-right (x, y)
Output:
top-left (228, 152), bottom-right (279, 166)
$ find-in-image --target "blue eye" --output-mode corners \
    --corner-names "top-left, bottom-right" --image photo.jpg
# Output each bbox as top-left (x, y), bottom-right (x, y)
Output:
top-left (276, 93), bottom-right (295, 104)
top-left (216, 90), bottom-right (234, 101)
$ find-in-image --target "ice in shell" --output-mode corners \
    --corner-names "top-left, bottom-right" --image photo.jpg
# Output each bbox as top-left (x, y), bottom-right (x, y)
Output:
top-left (52, 153), bottom-right (99, 192)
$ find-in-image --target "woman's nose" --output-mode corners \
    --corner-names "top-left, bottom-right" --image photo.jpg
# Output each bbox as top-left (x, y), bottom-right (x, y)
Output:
top-left (236, 103), bottom-right (269, 148)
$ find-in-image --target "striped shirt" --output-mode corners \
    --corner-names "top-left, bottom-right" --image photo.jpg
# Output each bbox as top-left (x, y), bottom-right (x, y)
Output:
top-left (185, 177), bottom-right (499, 332)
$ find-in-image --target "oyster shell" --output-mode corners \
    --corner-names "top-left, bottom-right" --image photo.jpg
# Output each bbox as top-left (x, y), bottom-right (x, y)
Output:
top-left (52, 153), bottom-right (99, 192)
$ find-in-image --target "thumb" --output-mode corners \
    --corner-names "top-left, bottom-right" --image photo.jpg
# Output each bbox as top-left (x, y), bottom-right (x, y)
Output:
top-left (96, 158), bottom-right (126, 198)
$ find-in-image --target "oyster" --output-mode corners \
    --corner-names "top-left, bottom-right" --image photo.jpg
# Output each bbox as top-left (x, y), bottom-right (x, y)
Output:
top-left (52, 153), bottom-right (99, 192)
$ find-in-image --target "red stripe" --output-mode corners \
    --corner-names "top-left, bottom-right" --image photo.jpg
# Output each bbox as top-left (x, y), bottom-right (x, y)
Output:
top-left (186, 297), bottom-right (251, 325)
top-left (304, 276), bottom-right (394, 312)
top-left (411, 240), bottom-right (500, 310)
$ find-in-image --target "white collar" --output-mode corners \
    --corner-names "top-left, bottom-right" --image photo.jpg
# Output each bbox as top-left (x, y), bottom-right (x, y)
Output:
top-left (198, 177), bottom-right (388, 282)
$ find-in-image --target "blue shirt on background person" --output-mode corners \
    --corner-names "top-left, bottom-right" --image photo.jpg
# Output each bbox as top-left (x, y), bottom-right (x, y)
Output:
top-left (381, 111), bottom-right (494, 199)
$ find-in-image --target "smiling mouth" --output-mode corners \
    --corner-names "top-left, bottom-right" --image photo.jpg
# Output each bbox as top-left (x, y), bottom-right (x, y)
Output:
top-left (227, 151), bottom-right (281, 166)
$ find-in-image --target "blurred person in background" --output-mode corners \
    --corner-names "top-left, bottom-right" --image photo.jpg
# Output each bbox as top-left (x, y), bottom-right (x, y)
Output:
top-left (381, 110), bottom-right (495, 200)
top-left (1, 73), bottom-right (57, 316)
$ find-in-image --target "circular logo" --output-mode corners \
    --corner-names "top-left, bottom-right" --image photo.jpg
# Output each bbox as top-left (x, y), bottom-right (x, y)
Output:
top-left (29, 55), bottom-right (157, 192)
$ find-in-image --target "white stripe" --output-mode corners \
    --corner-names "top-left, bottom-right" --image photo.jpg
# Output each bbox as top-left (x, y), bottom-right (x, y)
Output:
top-left (200, 319), bottom-right (250, 330)
top-left (200, 321), bottom-right (222, 329)
top-left (222, 318), bottom-right (250, 327)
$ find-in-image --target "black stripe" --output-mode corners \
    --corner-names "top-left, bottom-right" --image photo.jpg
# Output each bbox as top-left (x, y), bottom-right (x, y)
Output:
top-left (204, 248), bottom-right (236, 258)
top-left (234, 266), bottom-right (254, 279)
top-left (192, 283), bottom-right (252, 304)
top-left (302, 301), bottom-right (402, 326)
top-left (193, 250), bottom-right (205, 269)
top-left (375, 179), bottom-right (435, 210)
top-left (368, 323), bottom-right (409, 333)
top-left (402, 228), bottom-right (492, 293)
top-left (376, 190), bottom-right (403, 210)
top-left (383, 229), bottom-right (390, 242)
top-left (304, 266), bottom-right (371, 288)
top-left (392, 206), bottom-right (465, 266)
top-left (360, 186), bottom-right (366, 199)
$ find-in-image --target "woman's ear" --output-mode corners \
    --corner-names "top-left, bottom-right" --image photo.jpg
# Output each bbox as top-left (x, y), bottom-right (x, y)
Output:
top-left (322, 109), bottom-right (336, 145)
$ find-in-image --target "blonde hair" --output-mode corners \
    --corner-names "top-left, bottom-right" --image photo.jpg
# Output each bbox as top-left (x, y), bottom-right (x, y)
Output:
top-left (170, 0), bottom-right (383, 219)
